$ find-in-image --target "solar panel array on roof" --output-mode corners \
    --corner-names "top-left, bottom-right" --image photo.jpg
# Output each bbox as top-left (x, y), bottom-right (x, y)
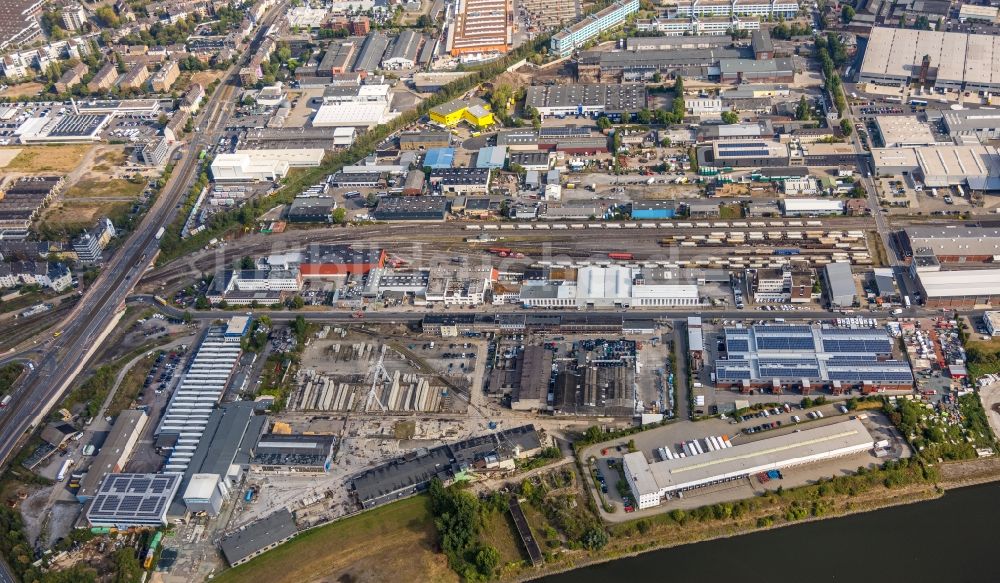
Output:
top-left (716, 325), bottom-right (913, 387)
top-left (86, 473), bottom-right (180, 528)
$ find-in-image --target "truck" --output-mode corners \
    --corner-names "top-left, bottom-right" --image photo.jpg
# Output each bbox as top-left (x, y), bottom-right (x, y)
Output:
top-left (57, 459), bottom-right (74, 482)
top-left (155, 226), bottom-right (165, 240)
top-left (892, 308), bottom-right (903, 315)
top-left (0, 395), bottom-right (10, 408)
top-left (904, 296), bottom-right (912, 308)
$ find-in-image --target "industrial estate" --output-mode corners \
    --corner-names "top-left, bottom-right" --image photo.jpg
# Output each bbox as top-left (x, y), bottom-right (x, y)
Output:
top-left (2, 0), bottom-right (1000, 582)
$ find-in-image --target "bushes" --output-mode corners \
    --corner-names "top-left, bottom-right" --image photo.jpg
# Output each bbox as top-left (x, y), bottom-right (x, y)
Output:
top-left (427, 479), bottom-right (504, 581)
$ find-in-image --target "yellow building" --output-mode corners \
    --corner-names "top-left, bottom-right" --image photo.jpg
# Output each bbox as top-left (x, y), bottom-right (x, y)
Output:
top-left (429, 97), bottom-right (494, 128)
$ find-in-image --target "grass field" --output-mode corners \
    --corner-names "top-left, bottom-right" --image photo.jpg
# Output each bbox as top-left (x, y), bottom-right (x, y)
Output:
top-left (2, 145), bottom-right (91, 173)
top-left (212, 496), bottom-right (457, 583)
top-left (64, 177), bottom-right (144, 199)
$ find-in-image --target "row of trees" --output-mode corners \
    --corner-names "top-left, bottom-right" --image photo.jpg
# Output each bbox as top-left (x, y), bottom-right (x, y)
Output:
top-left (815, 34), bottom-right (848, 115)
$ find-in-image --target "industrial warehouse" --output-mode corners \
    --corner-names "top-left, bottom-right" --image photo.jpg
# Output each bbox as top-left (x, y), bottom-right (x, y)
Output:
top-left (622, 419), bottom-right (875, 509)
top-left (860, 27), bottom-right (1000, 92)
top-left (715, 325), bottom-right (913, 393)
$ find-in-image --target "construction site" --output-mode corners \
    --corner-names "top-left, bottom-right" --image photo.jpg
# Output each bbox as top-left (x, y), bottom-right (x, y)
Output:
top-left (292, 335), bottom-right (473, 414)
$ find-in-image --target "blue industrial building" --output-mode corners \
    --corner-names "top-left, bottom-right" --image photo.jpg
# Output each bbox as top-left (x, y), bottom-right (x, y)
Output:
top-left (475, 146), bottom-right (507, 169)
top-left (424, 147), bottom-right (455, 169)
top-left (631, 201), bottom-right (676, 219)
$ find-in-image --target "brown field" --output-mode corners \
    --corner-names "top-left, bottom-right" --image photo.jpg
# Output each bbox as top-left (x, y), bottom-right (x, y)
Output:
top-left (90, 147), bottom-right (128, 172)
top-left (0, 82), bottom-right (43, 98)
top-left (2, 145), bottom-right (91, 173)
top-left (40, 201), bottom-right (131, 233)
top-left (64, 177), bottom-right (144, 199)
top-left (190, 70), bottom-right (224, 86)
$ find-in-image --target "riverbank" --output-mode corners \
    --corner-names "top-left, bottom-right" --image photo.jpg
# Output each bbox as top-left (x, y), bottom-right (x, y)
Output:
top-left (514, 455), bottom-right (1000, 583)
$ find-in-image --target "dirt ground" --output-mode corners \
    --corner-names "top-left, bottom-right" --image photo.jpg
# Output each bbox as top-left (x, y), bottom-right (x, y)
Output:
top-left (0, 149), bottom-right (21, 169)
top-left (0, 82), bottom-right (43, 98)
top-left (40, 200), bottom-right (131, 233)
top-left (190, 70), bottom-right (224, 87)
top-left (64, 177), bottom-right (144, 199)
top-left (1, 144), bottom-right (92, 173)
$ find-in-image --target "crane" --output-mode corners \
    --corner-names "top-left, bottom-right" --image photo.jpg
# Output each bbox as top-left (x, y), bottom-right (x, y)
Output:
top-left (365, 344), bottom-right (389, 412)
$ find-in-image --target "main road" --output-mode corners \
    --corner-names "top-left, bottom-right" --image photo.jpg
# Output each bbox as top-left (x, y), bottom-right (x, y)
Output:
top-left (0, 3), bottom-right (288, 473)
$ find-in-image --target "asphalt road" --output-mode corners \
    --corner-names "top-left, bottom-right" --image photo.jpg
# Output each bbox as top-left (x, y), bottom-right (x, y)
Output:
top-left (0, 4), bottom-right (289, 473)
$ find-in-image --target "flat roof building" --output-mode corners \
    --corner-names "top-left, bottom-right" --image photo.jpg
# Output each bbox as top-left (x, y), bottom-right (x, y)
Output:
top-left (525, 83), bottom-right (646, 118)
top-left (875, 116), bottom-right (938, 147)
top-left (860, 27), bottom-right (1000, 92)
top-left (623, 419), bottom-right (874, 509)
top-left (373, 196), bottom-right (448, 221)
top-left (219, 509), bottom-right (297, 567)
top-left (870, 144), bottom-right (1000, 189)
top-left (942, 109), bottom-right (1000, 140)
top-left (902, 226), bottom-right (1000, 261)
top-left (915, 268), bottom-right (1000, 307)
top-left (551, 0), bottom-right (639, 57)
top-left (77, 410), bottom-right (149, 501)
top-left (448, 0), bottom-right (512, 56)
top-left (716, 324), bottom-right (911, 393)
top-left (249, 434), bottom-right (336, 474)
top-left (211, 149), bottom-right (325, 181)
top-left (86, 474), bottom-right (181, 529)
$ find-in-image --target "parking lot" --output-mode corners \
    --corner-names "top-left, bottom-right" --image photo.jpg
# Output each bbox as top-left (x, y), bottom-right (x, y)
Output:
top-left (583, 405), bottom-right (909, 519)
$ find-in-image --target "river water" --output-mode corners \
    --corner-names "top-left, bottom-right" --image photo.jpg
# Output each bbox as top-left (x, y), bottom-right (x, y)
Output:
top-left (538, 483), bottom-right (999, 583)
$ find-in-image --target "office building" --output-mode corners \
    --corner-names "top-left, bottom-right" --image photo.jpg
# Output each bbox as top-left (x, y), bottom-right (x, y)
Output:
top-left (429, 97), bottom-right (494, 128)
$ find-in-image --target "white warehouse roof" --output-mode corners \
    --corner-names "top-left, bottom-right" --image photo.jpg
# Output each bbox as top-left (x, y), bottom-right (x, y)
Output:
top-left (624, 418), bottom-right (874, 498)
top-left (313, 102), bottom-right (391, 129)
top-left (782, 198), bottom-right (844, 212)
top-left (917, 268), bottom-right (1000, 298)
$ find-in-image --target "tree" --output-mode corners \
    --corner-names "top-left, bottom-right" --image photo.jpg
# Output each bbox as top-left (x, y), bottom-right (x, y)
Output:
top-left (240, 256), bottom-right (255, 269)
top-left (112, 547), bottom-right (142, 583)
top-left (721, 111), bottom-right (739, 124)
top-left (332, 207), bottom-right (348, 224)
top-left (194, 295), bottom-right (210, 310)
top-left (182, 310), bottom-right (192, 324)
top-left (474, 546), bottom-right (501, 577)
top-left (291, 295), bottom-right (306, 310)
top-left (841, 5), bottom-right (855, 23)
top-left (581, 526), bottom-right (609, 550)
top-left (596, 116), bottom-right (612, 130)
top-left (795, 96), bottom-right (812, 121)
top-left (637, 108), bottom-right (653, 124)
top-left (840, 118), bottom-right (853, 136)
